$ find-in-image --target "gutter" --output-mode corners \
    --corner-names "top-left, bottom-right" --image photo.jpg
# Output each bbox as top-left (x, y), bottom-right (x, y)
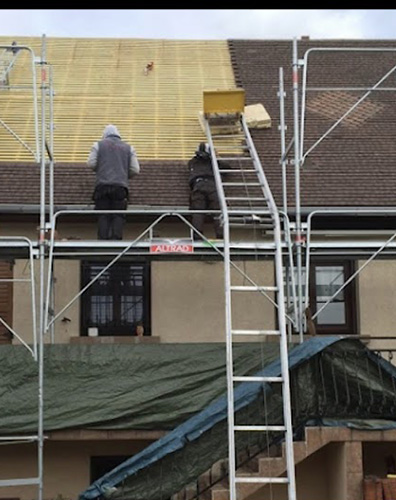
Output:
top-left (1, 204), bottom-right (396, 216)
top-left (0, 204), bottom-right (192, 215)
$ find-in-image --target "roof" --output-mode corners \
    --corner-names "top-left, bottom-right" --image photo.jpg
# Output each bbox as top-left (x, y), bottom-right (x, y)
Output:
top-left (1, 37), bottom-right (396, 209)
top-left (230, 39), bottom-right (396, 208)
top-left (0, 161), bottom-right (189, 207)
top-left (0, 36), bottom-right (235, 162)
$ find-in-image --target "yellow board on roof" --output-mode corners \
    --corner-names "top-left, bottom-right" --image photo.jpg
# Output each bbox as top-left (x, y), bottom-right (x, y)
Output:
top-left (0, 36), bottom-right (236, 162)
top-left (203, 88), bottom-right (245, 116)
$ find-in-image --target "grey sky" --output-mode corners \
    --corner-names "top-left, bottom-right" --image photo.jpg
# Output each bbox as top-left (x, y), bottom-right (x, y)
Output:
top-left (0, 9), bottom-right (396, 40)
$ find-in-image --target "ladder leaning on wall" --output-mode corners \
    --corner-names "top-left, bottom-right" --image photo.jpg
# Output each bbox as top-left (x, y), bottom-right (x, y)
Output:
top-left (201, 88), bottom-right (297, 500)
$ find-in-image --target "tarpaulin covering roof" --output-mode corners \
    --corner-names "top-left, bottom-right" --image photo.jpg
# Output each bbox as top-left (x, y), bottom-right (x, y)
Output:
top-left (78, 336), bottom-right (396, 500)
top-left (0, 341), bottom-right (284, 433)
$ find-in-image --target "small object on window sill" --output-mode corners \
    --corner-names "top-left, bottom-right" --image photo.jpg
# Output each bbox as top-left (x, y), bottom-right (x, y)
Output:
top-left (304, 307), bottom-right (316, 336)
top-left (136, 323), bottom-right (144, 337)
top-left (88, 327), bottom-right (98, 337)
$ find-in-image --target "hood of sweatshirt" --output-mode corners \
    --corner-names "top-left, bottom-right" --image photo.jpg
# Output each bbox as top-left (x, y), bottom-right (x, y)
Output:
top-left (102, 124), bottom-right (121, 139)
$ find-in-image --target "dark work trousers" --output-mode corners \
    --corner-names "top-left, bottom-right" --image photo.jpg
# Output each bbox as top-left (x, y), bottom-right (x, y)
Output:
top-left (93, 185), bottom-right (128, 240)
top-left (190, 179), bottom-right (223, 239)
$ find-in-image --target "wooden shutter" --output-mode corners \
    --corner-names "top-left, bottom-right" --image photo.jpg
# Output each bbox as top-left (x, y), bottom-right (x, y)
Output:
top-left (0, 260), bottom-right (13, 343)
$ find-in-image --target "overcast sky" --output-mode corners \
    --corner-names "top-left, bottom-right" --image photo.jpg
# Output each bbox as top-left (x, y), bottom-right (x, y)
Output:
top-left (1, 9), bottom-right (396, 40)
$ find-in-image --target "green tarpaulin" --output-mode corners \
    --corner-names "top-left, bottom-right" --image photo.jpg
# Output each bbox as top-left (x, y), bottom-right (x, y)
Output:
top-left (77, 336), bottom-right (396, 500)
top-left (0, 341), bottom-right (282, 433)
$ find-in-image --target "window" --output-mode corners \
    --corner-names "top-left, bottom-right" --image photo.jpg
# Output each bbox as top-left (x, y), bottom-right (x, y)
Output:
top-left (284, 260), bottom-right (356, 335)
top-left (309, 260), bottom-right (356, 334)
top-left (81, 261), bottom-right (150, 336)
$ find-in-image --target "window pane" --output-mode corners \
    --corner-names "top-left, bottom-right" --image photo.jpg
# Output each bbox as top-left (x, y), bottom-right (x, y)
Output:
top-left (316, 302), bottom-right (345, 324)
top-left (316, 266), bottom-right (344, 302)
top-left (315, 266), bottom-right (346, 325)
top-left (121, 296), bottom-right (143, 324)
top-left (91, 295), bottom-right (113, 325)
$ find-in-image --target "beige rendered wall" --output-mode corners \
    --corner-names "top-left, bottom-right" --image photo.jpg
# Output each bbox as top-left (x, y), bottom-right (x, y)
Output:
top-left (246, 443), bottom-right (358, 500)
top-left (0, 439), bottom-right (153, 500)
top-left (13, 259), bottom-right (81, 345)
top-left (152, 260), bottom-right (275, 342)
top-left (8, 220), bottom-right (396, 347)
top-left (0, 221), bottom-right (38, 239)
top-left (245, 446), bottom-right (331, 500)
top-left (358, 260), bottom-right (396, 345)
top-left (12, 257), bottom-right (275, 344)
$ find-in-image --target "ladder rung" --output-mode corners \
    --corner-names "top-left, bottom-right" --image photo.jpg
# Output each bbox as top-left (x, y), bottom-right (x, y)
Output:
top-left (234, 425), bottom-right (286, 432)
top-left (229, 207), bottom-right (273, 211)
top-left (217, 157), bottom-right (252, 161)
top-left (228, 210), bottom-right (272, 215)
top-left (233, 376), bottom-right (283, 383)
top-left (230, 286), bottom-right (278, 292)
top-left (220, 169), bottom-right (256, 173)
top-left (229, 215), bottom-right (272, 221)
top-left (229, 223), bottom-right (272, 229)
top-left (231, 329), bottom-right (280, 336)
top-left (229, 224), bottom-right (273, 228)
top-left (212, 134), bottom-right (245, 139)
top-left (228, 221), bottom-right (273, 228)
top-left (225, 197), bottom-right (267, 201)
top-left (235, 477), bottom-right (289, 484)
top-left (223, 182), bottom-right (261, 186)
top-left (0, 278), bottom-right (31, 282)
top-left (0, 477), bottom-right (40, 487)
top-left (0, 435), bottom-right (39, 442)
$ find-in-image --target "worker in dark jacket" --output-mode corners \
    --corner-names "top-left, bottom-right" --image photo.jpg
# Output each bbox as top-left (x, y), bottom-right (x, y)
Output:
top-left (87, 124), bottom-right (140, 240)
top-left (188, 142), bottom-right (224, 240)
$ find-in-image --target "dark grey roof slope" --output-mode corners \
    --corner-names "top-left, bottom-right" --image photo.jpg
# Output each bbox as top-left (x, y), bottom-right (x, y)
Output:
top-left (229, 38), bottom-right (396, 208)
top-left (0, 161), bottom-right (189, 207)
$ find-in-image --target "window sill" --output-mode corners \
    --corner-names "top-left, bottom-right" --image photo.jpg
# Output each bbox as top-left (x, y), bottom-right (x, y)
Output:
top-left (70, 336), bottom-right (160, 345)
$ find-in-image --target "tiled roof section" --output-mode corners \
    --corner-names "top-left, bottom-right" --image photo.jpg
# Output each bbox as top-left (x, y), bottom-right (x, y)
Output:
top-left (0, 161), bottom-right (189, 207)
top-left (306, 91), bottom-right (385, 128)
top-left (0, 36), bottom-right (235, 162)
top-left (228, 39), bottom-right (396, 207)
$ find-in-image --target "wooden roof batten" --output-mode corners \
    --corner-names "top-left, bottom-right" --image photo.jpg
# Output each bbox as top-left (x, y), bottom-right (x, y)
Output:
top-left (0, 36), bottom-right (236, 162)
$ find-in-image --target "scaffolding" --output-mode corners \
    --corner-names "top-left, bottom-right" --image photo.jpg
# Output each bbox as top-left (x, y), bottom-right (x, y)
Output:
top-left (2, 35), bottom-right (396, 500)
top-left (0, 36), bottom-right (49, 500)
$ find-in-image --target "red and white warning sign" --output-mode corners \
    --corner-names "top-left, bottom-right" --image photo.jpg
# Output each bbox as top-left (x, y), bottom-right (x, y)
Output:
top-left (150, 239), bottom-right (194, 254)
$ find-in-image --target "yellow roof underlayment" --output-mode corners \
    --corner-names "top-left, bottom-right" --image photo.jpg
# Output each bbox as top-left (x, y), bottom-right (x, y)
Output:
top-left (0, 36), bottom-right (236, 162)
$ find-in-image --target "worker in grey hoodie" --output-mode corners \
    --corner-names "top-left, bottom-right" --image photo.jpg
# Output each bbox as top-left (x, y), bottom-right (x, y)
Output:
top-left (87, 124), bottom-right (140, 240)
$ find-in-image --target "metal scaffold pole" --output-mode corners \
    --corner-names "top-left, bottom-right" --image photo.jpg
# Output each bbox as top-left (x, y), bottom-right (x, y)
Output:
top-left (38, 32), bottom-right (47, 500)
top-left (48, 63), bottom-right (56, 343)
top-left (292, 38), bottom-right (304, 341)
top-left (278, 67), bottom-right (293, 339)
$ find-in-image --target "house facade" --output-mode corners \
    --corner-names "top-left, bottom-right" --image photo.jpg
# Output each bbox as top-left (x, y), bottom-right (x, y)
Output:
top-left (0, 35), bottom-right (396, 500)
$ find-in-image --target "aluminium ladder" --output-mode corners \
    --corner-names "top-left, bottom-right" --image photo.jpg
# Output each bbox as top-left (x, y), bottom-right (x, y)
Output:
top-left (202, 89), bottom-right (297, 500)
